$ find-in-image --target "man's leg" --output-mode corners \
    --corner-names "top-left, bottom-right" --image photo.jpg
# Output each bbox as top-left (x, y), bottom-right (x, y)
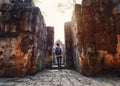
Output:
top-left (57, 57), bottom-right (60, 69)
top-left (59, 56), bottom-right (62, 69)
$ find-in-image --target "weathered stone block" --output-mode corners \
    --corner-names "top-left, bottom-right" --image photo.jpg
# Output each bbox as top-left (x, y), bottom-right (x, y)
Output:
top-left (0, 3), bottom-right (47, 77)
top-left (44, 26), bottom-right (54, 68)
top-left (70, 0), bottom-right (120, 76)
top-left (64, 22), bottom-right (74, 69)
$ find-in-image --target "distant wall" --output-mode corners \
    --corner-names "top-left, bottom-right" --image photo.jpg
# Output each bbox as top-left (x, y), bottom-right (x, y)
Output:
top-left (44, 26), bottom-right (54, 68)
top-left (64, 22), bottom-right (74, 68)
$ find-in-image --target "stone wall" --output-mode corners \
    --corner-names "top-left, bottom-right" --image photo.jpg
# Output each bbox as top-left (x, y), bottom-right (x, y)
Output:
top-left (0, 2), bottom-right (47, 77)
top-left (70, 0), bottom-right (120, 76)
top-left (46, 26), bottom-right (54, 56)
top-left (64, 22), bottom-right (74, 68)
top-left (45, 26), bottom-right (54, 68)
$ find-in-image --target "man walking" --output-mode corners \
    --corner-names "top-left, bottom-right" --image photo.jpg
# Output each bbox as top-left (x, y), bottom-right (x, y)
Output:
top-left (55, 43), bottom-right (62, 70)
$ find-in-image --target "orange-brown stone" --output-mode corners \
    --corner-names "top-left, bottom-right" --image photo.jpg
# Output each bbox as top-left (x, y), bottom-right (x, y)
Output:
top-left (0, 2), bottom-right (47, 77)
top-left (69, 0), bottom-right (120, 76)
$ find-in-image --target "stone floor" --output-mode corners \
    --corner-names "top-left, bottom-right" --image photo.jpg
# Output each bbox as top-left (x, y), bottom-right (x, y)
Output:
top-left (0, 69), bottom-right (120, 86)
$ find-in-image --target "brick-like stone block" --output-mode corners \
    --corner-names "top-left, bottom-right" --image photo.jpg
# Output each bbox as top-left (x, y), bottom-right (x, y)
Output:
top-left (70, 0), bottom-right (120, 76)
top-left (64, 22), bottom-right (74, 68)
top-left (44, 26), bottom-right (54, 68)
top-left (0, 3), bottom-right (47, 77)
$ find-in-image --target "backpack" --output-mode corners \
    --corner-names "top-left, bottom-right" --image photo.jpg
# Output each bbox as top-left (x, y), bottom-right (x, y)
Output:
top-left (55, 47), bottom-right (62, 55)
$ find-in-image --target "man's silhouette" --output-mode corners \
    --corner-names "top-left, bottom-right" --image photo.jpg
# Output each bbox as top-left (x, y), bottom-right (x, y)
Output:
top-left (55, 43), bottom-right (62, 70)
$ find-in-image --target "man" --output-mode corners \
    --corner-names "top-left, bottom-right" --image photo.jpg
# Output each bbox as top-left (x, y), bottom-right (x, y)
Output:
top-left (55, 43), bottom-right (62, 70)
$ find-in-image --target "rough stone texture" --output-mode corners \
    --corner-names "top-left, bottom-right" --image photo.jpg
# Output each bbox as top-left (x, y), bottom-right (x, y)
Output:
top-left (64, 22), bottom-right (74, 69)
top-left (45, 26), bottom-right (54, 68)
top-left (0, 0), bottom-right (10, 3)
top-left (46, 26), bottom-right (54, 56)
top-left (71, 4), bottom-right (83, 73)
top-left (0, 2), bottom-right (47, 77)
top-left (70, 0), bottom-right (120, 76)
top-left (0, 69), bottom-right (120, 86)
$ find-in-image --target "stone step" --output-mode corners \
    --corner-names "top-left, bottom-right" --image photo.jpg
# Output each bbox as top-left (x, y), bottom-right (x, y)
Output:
top-left (52, 64), bottom-right (66, 69)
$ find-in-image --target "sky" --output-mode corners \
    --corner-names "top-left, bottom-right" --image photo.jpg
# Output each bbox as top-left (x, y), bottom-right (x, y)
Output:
top-left (35, 0), bottom-right (82, 43)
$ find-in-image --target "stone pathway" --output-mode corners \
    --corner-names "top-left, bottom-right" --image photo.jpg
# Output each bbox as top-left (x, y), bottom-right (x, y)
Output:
top-left (0, 69), bottom-right (120, 86)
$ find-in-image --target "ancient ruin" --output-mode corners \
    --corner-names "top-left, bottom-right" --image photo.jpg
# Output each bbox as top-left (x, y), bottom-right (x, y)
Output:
top-left (64, 22), bottom-right (74, 68)
top-left (0, 0), bottom-right (50, 77)
top-left (45, 26), bottom-right (54, 68)
top-left (64, 0), bottom-right (120, 76)
top-left (1, 0), bottom-right (120, 77)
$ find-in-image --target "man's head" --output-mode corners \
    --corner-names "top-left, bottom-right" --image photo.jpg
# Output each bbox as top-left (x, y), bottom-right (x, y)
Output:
top-left (56, 43), bottom-right (60, 46)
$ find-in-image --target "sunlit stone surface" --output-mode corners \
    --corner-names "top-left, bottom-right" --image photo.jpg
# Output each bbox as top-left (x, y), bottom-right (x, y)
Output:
top-left (0, 1), bottom-right (47, 77)
top-left (65, 0), bottom-right (120, 76)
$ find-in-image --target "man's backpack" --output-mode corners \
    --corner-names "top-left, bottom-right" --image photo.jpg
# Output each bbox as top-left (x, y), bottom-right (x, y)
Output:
top-left (55, 47), bottom-right (62, 55)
